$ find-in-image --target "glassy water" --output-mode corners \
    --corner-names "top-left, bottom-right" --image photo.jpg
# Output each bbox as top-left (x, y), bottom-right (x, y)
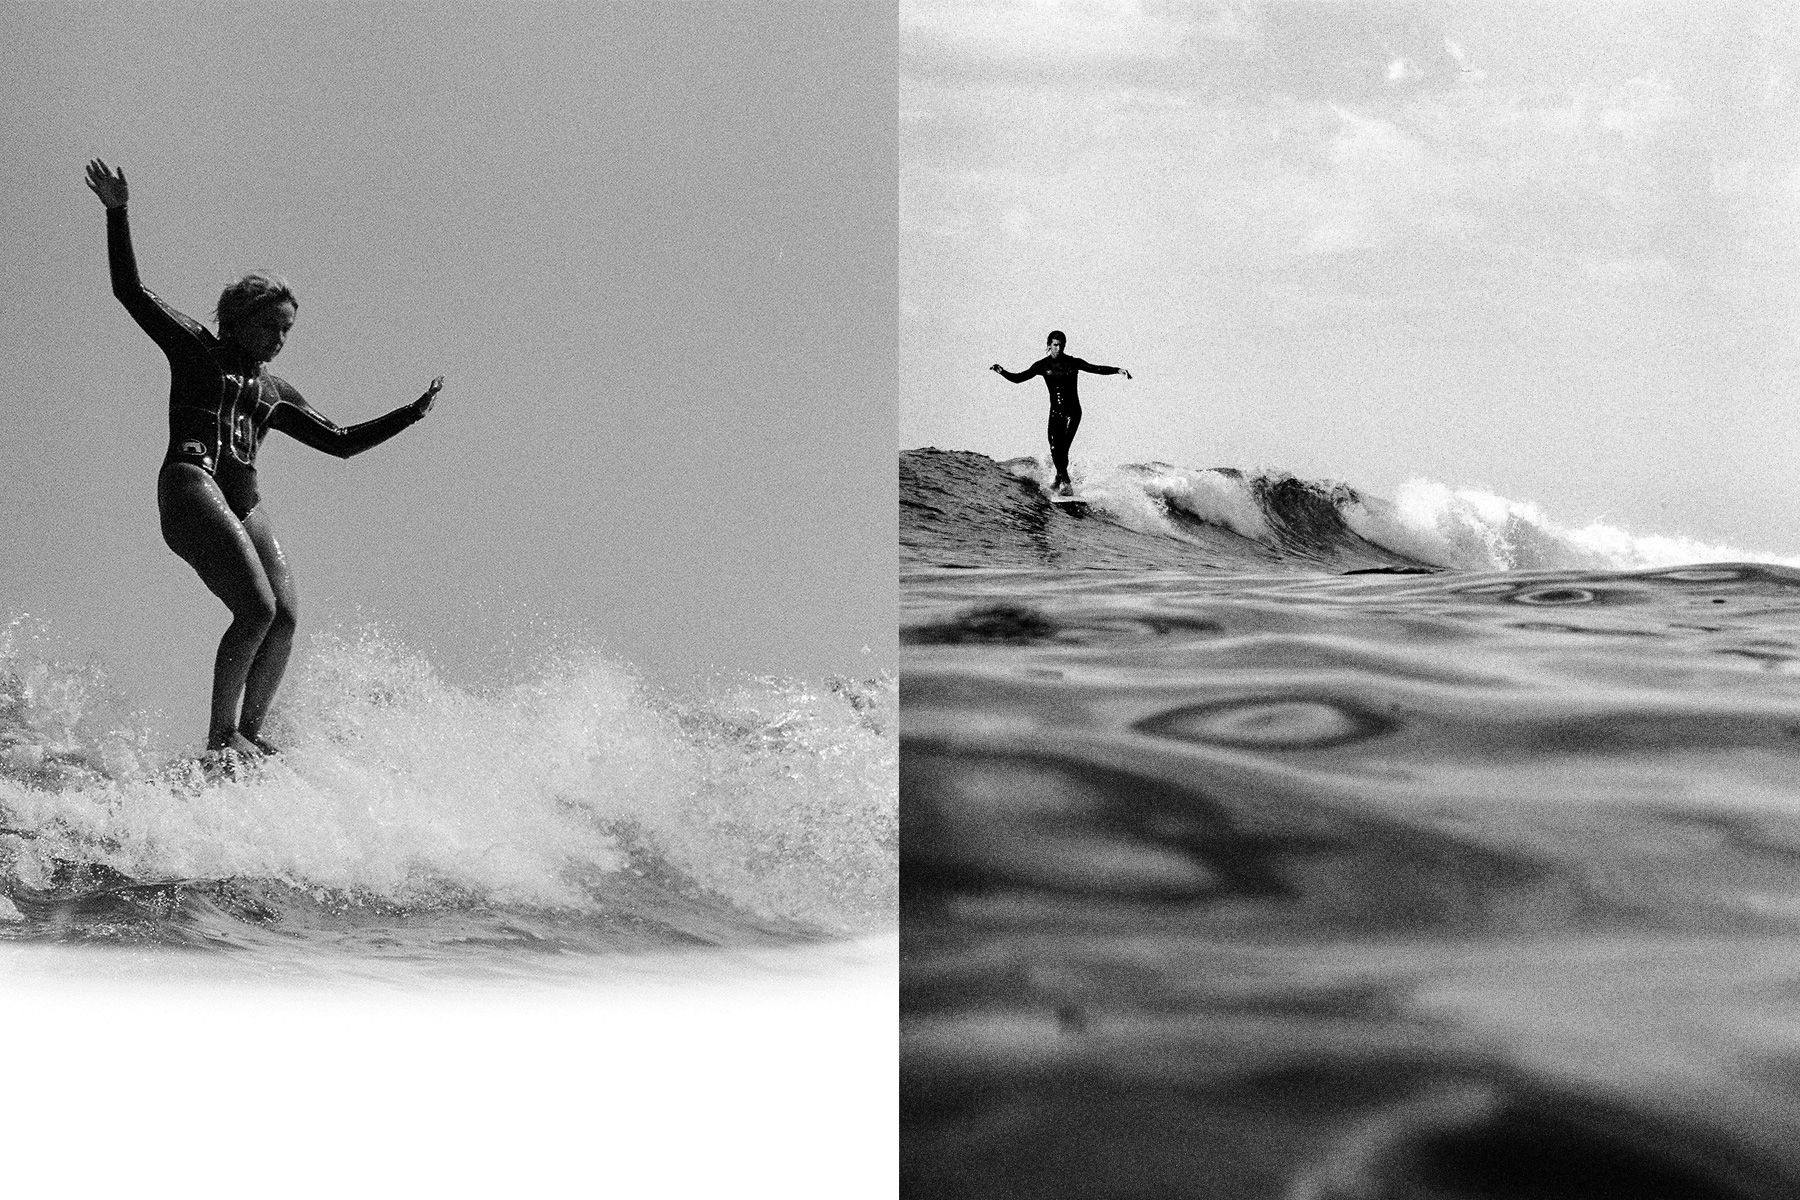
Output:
top-left (903, 449), bottom-right (1800, 1199)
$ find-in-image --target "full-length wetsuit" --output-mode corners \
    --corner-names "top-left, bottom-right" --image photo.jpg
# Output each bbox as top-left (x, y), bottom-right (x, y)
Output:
top-left (106, 207), bottom-right (427, 525)
top-left (995, 354), bottom-right (1123, 489)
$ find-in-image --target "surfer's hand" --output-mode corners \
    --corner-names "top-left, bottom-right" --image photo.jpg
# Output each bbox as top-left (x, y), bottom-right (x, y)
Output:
top-left (989, 364), bottom-right (1003, 374)
top-left (85, 159), bottom-right (128, 209)
top-left (1121, 369), bottom-right (1132, 380)
top-left (414, 375), bottom-right (444, 416)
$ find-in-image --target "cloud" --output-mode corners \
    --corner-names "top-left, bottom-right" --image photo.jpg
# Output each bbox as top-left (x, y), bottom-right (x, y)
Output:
top-left (905, 3), bottom-right (1800, 276)
top-left (1002, 205), bottom-right (1038, 241)
top-left (902, 1), bottom-right (1474, 97)
top-left (1288, 107), bottom-right (1449, 254)
top-left (902, 0), bottom-right (1246, 86)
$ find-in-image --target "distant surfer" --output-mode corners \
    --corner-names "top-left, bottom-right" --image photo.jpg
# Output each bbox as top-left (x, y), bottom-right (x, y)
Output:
top-left (990, 331), bottom-right (1130, 496)
top-left (86, 158), bottom-right (443, 764)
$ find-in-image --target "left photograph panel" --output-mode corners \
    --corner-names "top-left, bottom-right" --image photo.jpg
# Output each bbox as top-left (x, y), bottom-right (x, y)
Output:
top-left (2, 3), bottom-right (896, 1193)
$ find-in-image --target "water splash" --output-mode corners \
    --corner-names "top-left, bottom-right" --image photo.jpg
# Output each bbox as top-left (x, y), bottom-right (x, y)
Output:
top-left (0, 620), bottom-right (896, 936)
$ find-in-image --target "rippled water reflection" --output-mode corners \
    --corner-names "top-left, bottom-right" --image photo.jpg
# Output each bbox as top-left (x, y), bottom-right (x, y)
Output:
top-left (903, 563), bottom-right (1800, 1199)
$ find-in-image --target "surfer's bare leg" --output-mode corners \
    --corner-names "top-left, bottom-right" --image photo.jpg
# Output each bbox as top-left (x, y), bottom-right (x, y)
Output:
top-left (157, 465), bottom-right (274, 755)
top-left (236, 507), bottom-right (297, 750)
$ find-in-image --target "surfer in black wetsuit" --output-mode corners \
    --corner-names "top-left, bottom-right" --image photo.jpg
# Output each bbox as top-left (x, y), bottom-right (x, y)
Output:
top-left (990, 331), bottom-right (1130, 496)
top-left (86, 158), bottom-right (444, 762)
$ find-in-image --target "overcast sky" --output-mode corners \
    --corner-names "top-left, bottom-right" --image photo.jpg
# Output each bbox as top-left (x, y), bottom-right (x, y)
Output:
top-left (902, 0), bottom-right (1800, 553)
top-left (3, 2), bottom-right (895, 740)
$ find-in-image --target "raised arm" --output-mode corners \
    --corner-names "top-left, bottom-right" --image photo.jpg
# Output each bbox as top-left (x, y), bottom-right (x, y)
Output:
top-left (268, 377), bottom-right (443, 459)
top-left (989, 360), bottom-right (1043, 384)
top-left (87, 158), bottom-right (206, 352)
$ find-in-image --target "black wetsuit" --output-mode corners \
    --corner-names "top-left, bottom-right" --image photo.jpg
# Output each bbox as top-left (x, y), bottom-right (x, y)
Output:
top-left (997, 354), bottom-right (1122, 483)
top-left (106, 206), bottom-right (425, 520)
top-left (997, 354), bottom-right (1121, 412)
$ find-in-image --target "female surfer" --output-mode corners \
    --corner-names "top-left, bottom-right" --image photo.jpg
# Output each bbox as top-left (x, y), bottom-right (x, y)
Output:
top-left (86, 158), bottom-right (443, 762)
top-left (990, 330), bottom-right (1130, 496)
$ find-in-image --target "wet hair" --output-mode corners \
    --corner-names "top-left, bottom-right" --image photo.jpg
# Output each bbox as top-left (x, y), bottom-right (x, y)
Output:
top-left (1046, 330), bottom-right (1066, 347)
top-left (215, 272), bottom-right (298, 335)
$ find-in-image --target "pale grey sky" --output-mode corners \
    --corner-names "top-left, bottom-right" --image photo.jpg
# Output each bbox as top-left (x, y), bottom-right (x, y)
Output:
top-left (3, 2), bottom-right (895, 739)
top-left (902, 0), bottom-right (1800, 554)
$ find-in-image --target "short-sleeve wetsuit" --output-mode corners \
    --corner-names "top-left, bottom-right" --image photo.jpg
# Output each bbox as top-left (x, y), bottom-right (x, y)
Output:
top-left (106, 206), bottom-right (426, 519)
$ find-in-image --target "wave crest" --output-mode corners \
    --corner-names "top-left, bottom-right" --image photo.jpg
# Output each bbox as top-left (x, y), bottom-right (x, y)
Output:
top-left (904, 449), bottom-right (1800, 574)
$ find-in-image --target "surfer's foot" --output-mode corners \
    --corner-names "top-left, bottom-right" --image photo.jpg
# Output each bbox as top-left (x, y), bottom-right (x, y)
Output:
top-left (239, 730), bottom-right (280, 756)
top-left (198, 747), bottom-right (246, 781)
top-left (206, 727), bottom-right (263, 757)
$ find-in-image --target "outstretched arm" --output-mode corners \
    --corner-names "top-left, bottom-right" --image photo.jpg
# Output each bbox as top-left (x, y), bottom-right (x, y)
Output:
top-left (1076, 359), bottom-right (1132, 380)
top-left (989, 361), bottom-right (1042, 384)
top-left (87, 158), bottom-right (204, 351)
top-left (269, 376), bottom-right (444, 459)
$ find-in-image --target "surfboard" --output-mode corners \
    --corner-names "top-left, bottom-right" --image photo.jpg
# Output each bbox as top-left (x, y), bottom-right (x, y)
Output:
top-left (1050, 493), bottom-right (1086, 505)
top-left (5, 874), bottom-right (216, 922)
top-left (156, 747), bottom-right (270, 789)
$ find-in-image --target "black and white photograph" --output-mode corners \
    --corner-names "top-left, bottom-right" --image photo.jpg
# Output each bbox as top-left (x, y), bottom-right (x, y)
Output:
top-left (902, 2), bottom-right (1800, 1196)
top-left (2, 3), bottom-right (895, 1193)
top-left (30, 0), bottom-right (1800, 1194)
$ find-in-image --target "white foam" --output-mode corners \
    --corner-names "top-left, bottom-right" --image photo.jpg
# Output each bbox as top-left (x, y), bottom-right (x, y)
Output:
top-left (1344, 479), bottom-right (1800, 572)
top-left (0, 624), bottom-right (896, 931)
top-left (1065, 460), bottom-right (1280, 543)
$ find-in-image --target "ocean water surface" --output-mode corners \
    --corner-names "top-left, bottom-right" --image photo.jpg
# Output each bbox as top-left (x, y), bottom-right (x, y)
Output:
top-left (903, 449), bottom-right (1800, 1199)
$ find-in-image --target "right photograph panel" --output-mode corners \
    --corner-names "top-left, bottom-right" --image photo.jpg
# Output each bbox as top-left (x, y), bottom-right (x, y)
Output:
top-left (901, 3), bottom-right (1800, 1195)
